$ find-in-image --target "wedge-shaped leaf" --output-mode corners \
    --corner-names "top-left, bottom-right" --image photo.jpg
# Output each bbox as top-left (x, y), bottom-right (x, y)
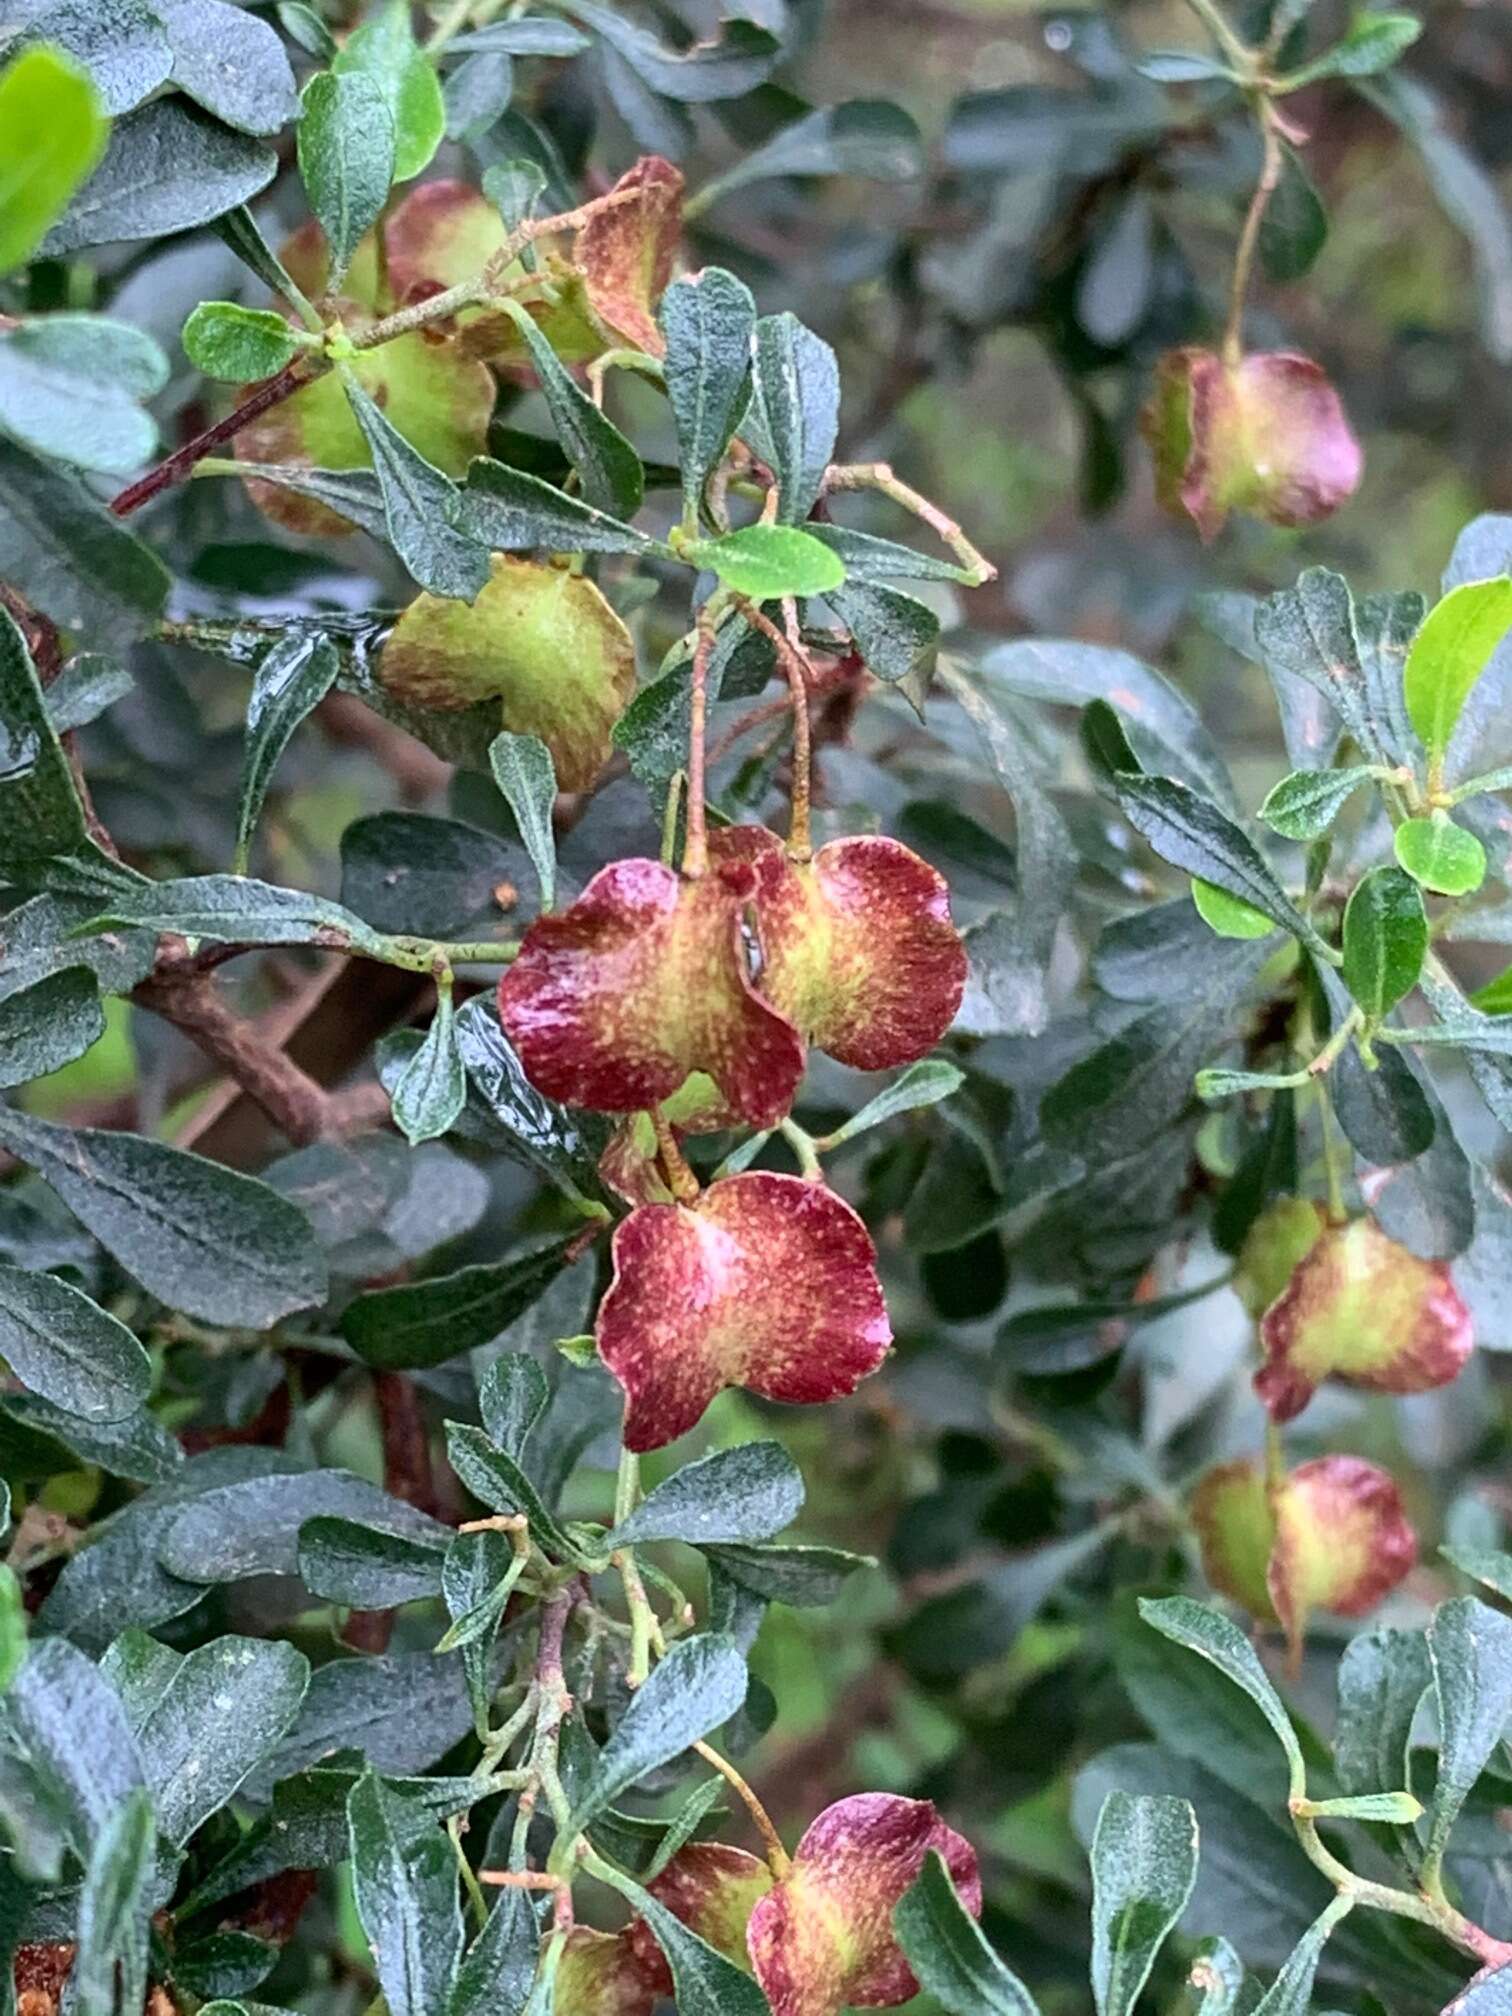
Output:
top-left (443, 1421), bottom-right (582, 1564)
top-left (348, 1767), bottom-right (465, 2016)
top-left (342, 1239), bottom-right (572, 1369)
top-left (1137, 1597), bottom-right (1305, 1792)
top-left (747, 311), bottom-right (839, 524)
top-left (1424, 1596), bottom-right (1512, 1877)
top-left (297, 1516), bottom-right (449, 1608)
top-left (1403, 577), bottom-right (1512, 762)
top-left (159, 1469), bottom-right (450, 1583)
top-left (496, 298), bottom-right (643, 518)
top-left (1090, 1791), bottom-right (1198, 2016)
top-left (609, 1441), bottom-right (803, 1549)
top-left (1341, 866), bottom-right (1426, 1018)
top-left (1193, 879), bottom-right (1275, 941)
top-left (821, 1059), bottom-right (963, 1148)
top-left (685, 523), bottom-right (845, 600)
top-left (135, 1636), bottom-right (309, 1843)
top-left (1333, 1626), bottom-right (1431, 1798)
top-left (183, 301), bottom-right (302, 384)
top-left (343, 373), bottom-right (491, 600)
top-left (489, 731), bottom-right (557, 912)
top-left (0, 314), bottom-right (166, 473)
top-left (330, 0), bottom-right (444, 181)
top-left (0, 1107), bottom-right (327, 1328)
top-left (0, 439), bottom-right (168, 655)
top-left (160, 0), bottom-right (297, 130)
top-left (1260, 766), bottom-right (1374, 842)
top-left (1115, 774), bottom-right (1335, 963)
top-left (71, 1787), bottom-right (155, 2016)
top-left (568, 1634), bottom-right (749, 1834)
top-left (457, 458), bottom-right (659, 554)
top-left (391, 985), bottom-right (467, 1146)
top-left (0, 45), bottom-right (106, 274)
top-left (448, 1889), bottom-right (538, 2016)
top-left (0, 1261), bottom-right (149, 1421)
top-left (297, 72), bottom-right (395, 291)
top-left (235, 632), bottom-right (341, 873)
top-left (249, 1647), bottom-right (484, 1790)
top-left (84, 872), bottom-right (388, 955)
top-left (660, 266), bottom-right (755, 521)
top-left (894, 1848), bottom-right (1039, 2016)
top-left (7, 1635), bottom-right (147, 1852)
top-left (0, 965), bottom-right (105, 1087)
top-left (44, 652), bottom-right (133, 735)
top-left (42, 96), bottom-right (277, 253)
top-left (1302, 1791), bottom-right (1422, 1821)
top-left (704, 1540), bottom-right (871, 1608)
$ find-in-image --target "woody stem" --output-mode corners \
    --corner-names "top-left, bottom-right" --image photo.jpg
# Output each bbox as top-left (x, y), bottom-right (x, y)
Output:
top-left (683, 607), bottom-right (717, 878)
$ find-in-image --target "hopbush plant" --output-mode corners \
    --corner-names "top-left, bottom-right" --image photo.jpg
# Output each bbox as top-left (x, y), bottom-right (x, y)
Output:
top-left (6, 0), bottom-right (1512, 2012)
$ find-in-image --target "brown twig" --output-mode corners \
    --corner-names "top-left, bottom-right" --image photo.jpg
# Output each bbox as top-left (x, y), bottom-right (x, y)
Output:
top-left (109, 360), bottom-right (312, 518)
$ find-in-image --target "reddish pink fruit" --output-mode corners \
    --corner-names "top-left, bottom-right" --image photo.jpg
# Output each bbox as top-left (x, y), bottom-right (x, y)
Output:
top-left (629, 1844), bottom-right (775, 1992)
top-left (1192, 1454), bottom-right (1417, 1655)
top-left (745, 1795), bottom-right (981, 2016)
top-left (1254, 1215), bottom-right (1473, 1422)
top-left (497, 853), bottom-right (804, 1126)
top-left (1143, 347), bottom-right (1363, 541)
top-left (553, 1926), bottom-right (655, 2015)
top-left (723, 828), bottom-right (967, 1071)
top-left (596, 1171), bottom-right (892, 1452)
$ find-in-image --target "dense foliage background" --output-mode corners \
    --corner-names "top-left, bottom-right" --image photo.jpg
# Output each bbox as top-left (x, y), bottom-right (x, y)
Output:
top-left (9, 2), bottom-right (1512, 2014)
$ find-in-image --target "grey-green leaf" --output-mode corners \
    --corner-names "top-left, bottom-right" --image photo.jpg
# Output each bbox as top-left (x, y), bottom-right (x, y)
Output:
top-left (341, 1240), bottom-right (572, 1370)
top-left (1425, 1596), bottom-right (1512, 1876)
top-left (567, 1634), bottom-right (748, 1834)
top-left (457, 458), bottom-right (658, 554)
top-left (391, 985), bottom-right (467, 1146)
top-left (0, 964), bottom-right (105, 1086)
top-left (1259, 766), bottom-right (1374, 842)
top-left (71, 1787), bottom-right (155, 2016)
top-left (608, 1441), bottom-right (803, 1549)
top-left (7, 1634), bottom-right (147, 1852)
top-left (0, 1261), bottom-right (149, 1421)
top-left (746, 311), bottom-right (839, 525)
top-left (135, 1635), bottom-right (310, 1843)
top-left (235, 632), bottom-right (341, 873)
top-left (161, 0), bottom-right (299, 133)
top-left (42, 96), bottom-right (277, 253)
top-left (498, 300), bottom-right (643, 518)
top-left (1333, 1626), bottom-right (1431, 1798)
top-left (348, 1766), bottom-right (465, 2016)
top-left (297, 71), bottom-right (396, 291)
top-left (1138, 1597), bottom-right (1305, 1791)
top-left (489, 731), bottom-right (557, 911)
top-left (1090, 1791), bottom-right (1199, 2016)
top-left (894, 1848), bottom-right (1040, 2016)
top-left (159, 1469), bottom-right (450, 1584)
top-left (0, 438), bottom-right (169, 654)
top-left (343, 373), bottom-right (490, 600)
top-left (660, 266), bottom-right (755, 522)
top-left (297, 1516), bottom-right (449, 1608)
top-left (0, 1107), bottom-right (327, 1328)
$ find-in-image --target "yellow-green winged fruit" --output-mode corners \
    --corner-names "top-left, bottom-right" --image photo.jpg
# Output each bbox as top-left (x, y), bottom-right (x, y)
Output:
top-left (379, 556), bottom-right (636, 791)
top-left (1235, 1196), bottom-right (1327, 1318)
top-left (1254, 1214), bottom-right (1473, 1422)
top-left (1190, 1459), bottom-right (1279, 1622)
top-left (234, 307), bottom-right (493, 536)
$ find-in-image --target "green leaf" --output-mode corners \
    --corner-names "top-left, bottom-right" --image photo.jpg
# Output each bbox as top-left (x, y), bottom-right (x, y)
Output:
top-left (701, 1540), bottom-right (871, 1607)
top-left (1192, 878), bottom-right (1276, 940)
top-left (182, 301), bottom-right (303, 384)
top-left (297, 1516), bottom-right (448, 1608)
top-left (1137, 49), bottom-right (1236, 81)
top-left (452, 997), bottom-right (608, 1197)
top-left (1260, 766), bottom-right (1375, 841)
top-left (134, 1635), bottom-right (310, 1843)
top-left (85, 872), bottom-right (388, 954)
top-left (1280, 12), bottom-right (1422, 88)
top-left (659, 266), bottom-right (755, 523)
top-left (684, 523), bottom-right (846, 600)
top-left (0, 1564), bottom-right (23, 1692)
top-left (7, 1634), bottom-right (147, 1852)
top-left (7, 1388), bottom-right (180, 1482)
top-left (71, 1787), bottom-right (155, 2016)
top-left (0, 45), bottom-right (106, 274)
top-left (17, 0), bottom-right (170, 116)
top-left (894, 1848), bottom-right (1040, 2016)
top-left (448, 1889), bottom-right (537, 2016)
top-left (479, 1352), bottom-right (548, 1457)
top-left (42, 96), bottom-right (277, 253)
top-left (0, 437), bottom-right (169, 653)
top-left (45, 651), bottom-right (133, 735)
top-left (1251, 1896), bottom-right (1354, 2015)
top-left (160, 0), bottom-right (299, 133)
top-left (0, 965), bottom-right (105, 1086)
top-left (1259, 142), bottom-right (1327, 283)
top-left (1138, 1597), bottom-right (1305, 1793)
top-left (347, 1767), bottom-right (465, 2016)
top-left (1195, 1066), bottom-right (1306, 1100)
top-left (159, 1475), bottom-right (444, 1595)
top-left (1300, 1792), bottom-right (1423, 1822)
top-left (1115, 773), bottom-right (1335, 962)
top-left (342, 372), bottom-right (490, 600)
top-left (832, 578), bottom-right (940, 706)
top-left (1333, 1626), bottom-right (1432, 1798)
top-left (808, 522), bottom-right (975, 585)
top-left (1090, 1791), bottom-right (1199, 2016)
top-left (0, 1107), bottom-right (328, 1328)
top-left (457, 457), bottom-right (658, 555)
top-left (820, 1058), bottom-right (964, 1147)
top-left (213, 203), bottom-right (315, 310)
top-left (341, 1240), bottom-right (572, 1369)
top-left (588, 1859), bottom-right (771, 2015)
top-left (391, 984), bottom-right (467, 1146)
top-left (1342, 866), bottom-right (1427, 1017)
top-left (496, 300), bottom-right (643, 519)
top-left (331, 0), bottom-right (444, 181)
top-left (0, 609), bottom-right (117, 895)
top-left (1394, 815), bottom-right (1486, 895)
top-left (608, 1441), bottom-right (803, 1549)
top-left (567, 1634), bottom-right (749, 1834)
top-left (1424, 1596), bottom-right (1512, 1876)
top-left (442, 1421), bottom-right (583, 1564)
top-left (0, 315), bottom-right (166, 473)
top-left (693, 98), bottom-right (922, 211)
top-left (747, 311), bottom-right (839, 524)
top-left (1403, 577), bottom-right (1512, 760)
top-left (0, 1261), bottom-right (149, 1421)
top-left (235, 633), bottom-right (341, 873)
top-left (488, 731), bottom-right (557, 911)
top-left (437, 1527), bottom-right (518, 1671)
